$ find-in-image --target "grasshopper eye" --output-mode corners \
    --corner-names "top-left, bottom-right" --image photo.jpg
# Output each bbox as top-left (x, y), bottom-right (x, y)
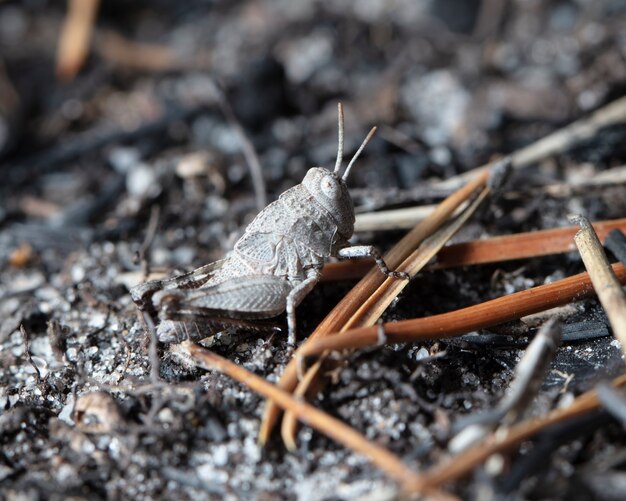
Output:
top-left (320, 175), bottom-right (340, 199)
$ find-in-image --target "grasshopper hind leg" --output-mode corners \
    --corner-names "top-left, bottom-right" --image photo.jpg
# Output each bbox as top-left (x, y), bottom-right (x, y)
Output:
top-left (157, 319), bottom-right (203, 344)
top-left (156, 317), bottom-right (282, 345)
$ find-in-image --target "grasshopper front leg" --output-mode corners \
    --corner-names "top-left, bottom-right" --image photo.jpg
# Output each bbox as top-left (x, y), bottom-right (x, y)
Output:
top-left (338, 245), bottom-right (410, 280)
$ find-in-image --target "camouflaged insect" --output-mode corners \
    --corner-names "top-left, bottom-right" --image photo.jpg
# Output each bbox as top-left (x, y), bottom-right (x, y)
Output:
top-left (130, 104), bottom-right (408, 345)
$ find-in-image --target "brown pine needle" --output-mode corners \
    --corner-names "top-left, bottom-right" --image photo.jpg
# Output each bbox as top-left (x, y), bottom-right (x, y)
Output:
top-left (572, 215), bottom-right (626, 359)
top-left (56, 0), bottom-right (100, 81)
top-left (321, 217), bottom-right (626, 282)
top-left (300, 264), bottom-right (626, 357)
top-left (435, 217), bottom-right (626, 270)
top-left (258, 164), bottom-right (492, 446)
top-left (173, 342), bottom-right (425, 493)
top-left (409, 372), bottom-right (626, 491)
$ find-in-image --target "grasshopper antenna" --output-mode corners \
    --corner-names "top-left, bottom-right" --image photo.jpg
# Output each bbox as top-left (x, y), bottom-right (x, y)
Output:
top-left (333, 103), bottom-right (344, 174)
top-left (342, 126), bottom-right (377, 181)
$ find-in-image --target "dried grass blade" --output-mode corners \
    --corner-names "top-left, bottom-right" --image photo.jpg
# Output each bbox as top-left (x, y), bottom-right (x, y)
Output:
top-left (572, 215), bottom-right (626, 359)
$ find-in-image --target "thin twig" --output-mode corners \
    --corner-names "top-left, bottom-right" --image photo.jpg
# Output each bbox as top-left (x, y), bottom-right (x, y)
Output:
top-left (299, 264), bottom-right (626, 357)
top-left (449, 319), bottom-right (562, 453)
top-left (434, 95), bottom-right (626, 192)
top-left (355, 205), bottom-right (437, 232)
top-left (572, 215), bottom-right (626, 360)
top-left (355, 97), bottom-right (626, 223)
top-left (354, 164), bottom-right (626, 231)
top-left (211, 83), bottom-right (267, 211)
top-left (56, 0), bottom-right (100, 80)
top-left (135, 204), bottom-right (160, 279)
top-left (498, 319), bottom-right (562, 425)
top-left (321, 217), bottom-right (626, 282)
top-left (259, 164), bottom-right (492, 445)
top-left (20, 324), bottom-right (41, 384)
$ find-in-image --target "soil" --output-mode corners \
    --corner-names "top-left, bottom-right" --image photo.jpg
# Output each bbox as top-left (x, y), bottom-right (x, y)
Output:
top-left (2, 1), bottom-right (626, 499)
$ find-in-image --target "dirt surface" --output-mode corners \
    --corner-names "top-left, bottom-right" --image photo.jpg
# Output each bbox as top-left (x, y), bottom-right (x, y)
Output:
top-left (2, 1), bottom-right (626, 499)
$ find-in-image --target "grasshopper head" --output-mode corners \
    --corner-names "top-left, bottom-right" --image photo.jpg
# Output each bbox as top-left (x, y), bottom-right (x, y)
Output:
top-left (303, 103), bottom-right (377, 240)
top-left (303, 167), bottom-right (354, 239)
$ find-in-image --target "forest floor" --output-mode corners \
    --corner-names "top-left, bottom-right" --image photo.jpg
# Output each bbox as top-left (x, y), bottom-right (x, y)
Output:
top-left (2, 1), bottom-right (626, 499)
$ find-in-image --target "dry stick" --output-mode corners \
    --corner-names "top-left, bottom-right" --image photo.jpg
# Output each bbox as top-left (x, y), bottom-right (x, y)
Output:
top-left (352, 95), bottom-right (626, 230)
top-left (355, 205), bottom-right (435, 232)
top-left (322, 218), bottom-right (626, 283)
top-left (56, 0), bottom-right (100, 80)
top-left (354, 166), bottom-right (626, 232)
top-left (280, 178), bottom-right (498, 448)
top-left (435, 95), bottom-right (626, 192)
top-left (355, 95), bottom-right (626, 232)
top-left (136, 204), bottom-right (161, 279)
top-left (572, 216), bottom-right (626, 357)
top-left (299, 264), bottom-right (626, 357)
top-left (174, 342), bottom-right (424, 492)
top-left (448, 319), bottom-right (562, 454)
top-left (497, 318), bottom-right (562, 426)
top-left (505, 164), bottom-right (626, 199)
top-left (411, 372), bottom-right (626, 491)
top-left (258, 167), bottom-right (492, 445)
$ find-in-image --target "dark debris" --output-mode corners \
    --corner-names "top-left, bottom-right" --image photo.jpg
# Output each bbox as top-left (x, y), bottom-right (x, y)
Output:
top-left (2, 1), bottom-right (626, 499)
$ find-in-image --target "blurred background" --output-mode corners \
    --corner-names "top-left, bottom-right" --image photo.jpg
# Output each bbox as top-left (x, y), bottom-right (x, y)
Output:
top-left (2, 1), bottom-right (626, 265)
top-left (3, 2), bottom-right (626, 499)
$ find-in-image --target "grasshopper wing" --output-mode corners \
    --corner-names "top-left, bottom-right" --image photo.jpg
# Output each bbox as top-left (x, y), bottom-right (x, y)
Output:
top-left (234, 232), bottom-right (279, 266)
top-left (156, 274), bottom-right (292, 321)
top-left (236, 231), bottom-right (309, 278)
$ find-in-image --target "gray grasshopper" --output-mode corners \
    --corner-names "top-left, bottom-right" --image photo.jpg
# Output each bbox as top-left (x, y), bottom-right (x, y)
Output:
top-left (130, 104), bottom-right (408, 345)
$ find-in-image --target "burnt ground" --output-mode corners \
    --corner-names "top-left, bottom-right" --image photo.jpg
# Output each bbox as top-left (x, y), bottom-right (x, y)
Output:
top-left (2, 1), bottom-right (626, 499)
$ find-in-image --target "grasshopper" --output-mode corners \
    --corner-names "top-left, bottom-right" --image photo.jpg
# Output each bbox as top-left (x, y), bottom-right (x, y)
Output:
top-left (130, 104), bottom-right (408, 345)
